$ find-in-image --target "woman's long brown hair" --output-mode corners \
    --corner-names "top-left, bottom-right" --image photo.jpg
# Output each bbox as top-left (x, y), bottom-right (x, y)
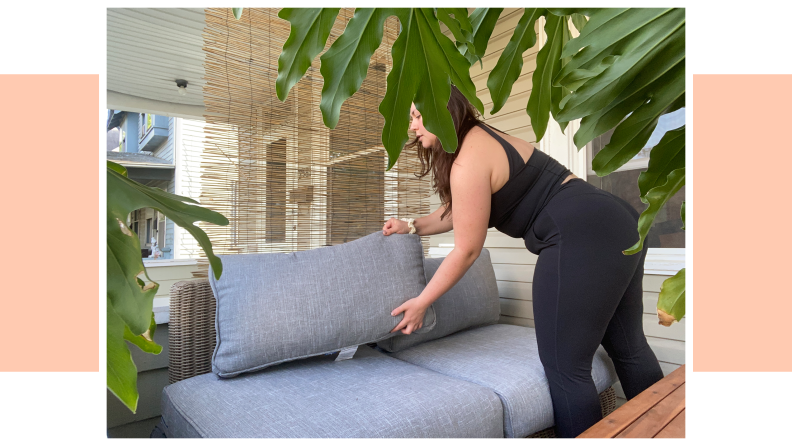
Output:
top-left (409, 84), bottom-right (483, 221)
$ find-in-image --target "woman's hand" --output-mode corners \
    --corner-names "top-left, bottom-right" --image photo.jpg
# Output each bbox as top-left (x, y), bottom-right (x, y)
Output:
top-left (383, 218), bottom-right (409, 236)
top-left (390, 297), bottom-right (428, 335)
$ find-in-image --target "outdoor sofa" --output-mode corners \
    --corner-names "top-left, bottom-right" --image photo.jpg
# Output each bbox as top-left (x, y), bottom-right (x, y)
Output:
top-left (155, 232), bottom-right (618, 438)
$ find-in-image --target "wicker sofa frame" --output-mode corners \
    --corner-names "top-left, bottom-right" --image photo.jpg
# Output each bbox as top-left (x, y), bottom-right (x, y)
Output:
top-left (167, 279), bottom-right (617, 438)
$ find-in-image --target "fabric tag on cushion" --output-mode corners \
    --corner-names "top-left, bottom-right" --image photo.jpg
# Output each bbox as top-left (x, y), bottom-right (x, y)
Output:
top-left (209, 231), bottom-right (436, 378)
top-left (335, 346), bottom-right (358, 361)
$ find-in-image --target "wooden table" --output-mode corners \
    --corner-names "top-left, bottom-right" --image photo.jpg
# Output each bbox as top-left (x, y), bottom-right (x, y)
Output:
top-left (578, 364), bottom-right (685, 438)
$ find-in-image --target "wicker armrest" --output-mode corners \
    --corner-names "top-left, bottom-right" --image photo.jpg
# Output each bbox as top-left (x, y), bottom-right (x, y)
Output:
top-left (168, 279), bottom-right (216, 384)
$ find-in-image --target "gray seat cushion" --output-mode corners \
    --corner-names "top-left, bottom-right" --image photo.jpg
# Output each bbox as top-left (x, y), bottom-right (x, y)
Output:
top-left (161, 345), bottom-right (504, 438)
top-left (208, 232), bottom-right (437, 378)
top-left (384, 323), bottom-right (619, 438)
top-left (378, 249), bottom-right (501, 353)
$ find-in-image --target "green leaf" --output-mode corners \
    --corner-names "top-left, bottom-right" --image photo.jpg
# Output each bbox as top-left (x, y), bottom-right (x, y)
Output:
top-left (319, 8), bottom-right (399, 128)
top-left (546, 8), bottom-right (601, 17)
top-left (461, 8), bottom-right (503, 68)
top-left (423, 9), bottom-right (484, 115)
top-left (487, 8), bottom-right (544, 115)
top-left (107, 168), bottom-right (228, 334)
top-left (556, 9), bottom-right (663, 76)
top-left (571, 13), bottom-right (588, 33)
top-left (657, 268), bottom-right (685, 326)
top-left (591, 70), bottom-right (684, 176)
top-left (572, 33), bottom-right (684, 150)
top-left (623, 167), bottom-right (685, 255)
top-left (107, 300), bottom-right (138, 413)
top-left (436, 8), bottom-right (474, 52)
top-left (276, 8), bottom-right (341, 102)
top-left (527, 13), bottom-right (567, 142)
top-left (680, 201), bottom-right (685, 230)
top-left (556, 8), bottom-right (685, 123)
top-left (232, 8), bottom-right (243, 20)
top-left (379, 8), bottom-right (479, 168)
top-left (108, 161), bottom-right (127, 177)
top-left (637, 125), bottom-right (685, 202)
top-left (123, 312), bottom-right (163, 355)
top-left (552, 16), bottom-right (574, 135)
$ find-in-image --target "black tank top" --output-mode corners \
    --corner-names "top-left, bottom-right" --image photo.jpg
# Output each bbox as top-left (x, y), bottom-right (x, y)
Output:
top-left (477, 122), bottom-right (573, 239)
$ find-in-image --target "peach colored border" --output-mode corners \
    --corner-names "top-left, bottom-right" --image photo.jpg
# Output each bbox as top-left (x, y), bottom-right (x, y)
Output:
top-left (0, 75), bottom-right (99, 372)
top-left (693, 74), bottom-right (792, 371)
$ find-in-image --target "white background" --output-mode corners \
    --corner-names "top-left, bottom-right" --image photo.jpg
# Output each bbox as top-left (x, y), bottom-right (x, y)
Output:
top-left (1, 0), bottom-right (789, 444)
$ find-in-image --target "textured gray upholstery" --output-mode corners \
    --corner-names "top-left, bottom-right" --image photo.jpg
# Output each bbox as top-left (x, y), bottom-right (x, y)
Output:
top-left (161, 345), bottom-right (504, 438)
top-left (208, 232), bottom-right (436, 378)
top-left (385, 323), bottom-right (619, 437)
top-left (378, 249), bottom-right (500, 352)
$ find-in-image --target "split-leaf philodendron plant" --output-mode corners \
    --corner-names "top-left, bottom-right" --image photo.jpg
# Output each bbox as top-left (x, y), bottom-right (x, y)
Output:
top-left (107, 161), bottom-right (228, 413)
top-left (234, 7), bottom-right (686, 326)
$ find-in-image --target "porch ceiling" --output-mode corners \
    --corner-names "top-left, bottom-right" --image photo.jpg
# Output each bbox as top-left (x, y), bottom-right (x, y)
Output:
top-left (107, 8), bottom-right (207, 119)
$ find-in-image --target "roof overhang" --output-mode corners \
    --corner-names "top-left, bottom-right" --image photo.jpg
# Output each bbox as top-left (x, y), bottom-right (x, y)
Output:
top-left (108, 151), bottom-right (175, 182)
top-left (107, 8), bottom-right (206, 120)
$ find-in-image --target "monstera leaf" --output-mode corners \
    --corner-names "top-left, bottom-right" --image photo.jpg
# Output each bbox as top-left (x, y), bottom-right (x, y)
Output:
top-left (319, 8), bottom-right (399, 128)
top-left (278, 8), bottom-right (480, 169)
top-left (658, 268), bottom-right (685, 326)
top-left (555, 9), bottom-right (685, 123)
top-left (232, 8), bottom-right (243, 20)
top-left (436, 8), bottom-right (475, 56)
top-left (107, 161), bottom-right (228, 412)
top-left (657, 197), bottom-right (685, 325)
top-left (547, 8), bottom-right (685, 183)
top-left (378, 8), bottom-right (480, 167)
top-left (571, 13), bottom-right (588, 33)
top-left (460, 8), bottom-right (503, 68)
top-left (638, 125), bottom-right (685, 202)
top-left (527, 13), bottom-right (571, 141)
top-left (623, 167), bottom-right (685, 255)
top-left (487, 8), bottom-right (545, 115)
top-left (276, 8), bottom-right (341, 102)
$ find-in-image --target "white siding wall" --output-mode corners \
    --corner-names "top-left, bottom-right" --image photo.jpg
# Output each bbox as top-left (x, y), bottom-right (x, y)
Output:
top-left (430, 9), bottom-right (685, 402)
top-left (149, 117), bottom-right (178, 259)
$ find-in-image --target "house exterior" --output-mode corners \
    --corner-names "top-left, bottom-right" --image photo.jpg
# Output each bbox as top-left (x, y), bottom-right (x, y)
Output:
top-left (105, 7), bottom-right (685, 438)
top-left (107, 109), bottom-right (177, 260)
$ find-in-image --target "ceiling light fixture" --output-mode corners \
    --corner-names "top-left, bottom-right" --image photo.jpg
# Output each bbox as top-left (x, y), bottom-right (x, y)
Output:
top-left (176, 79), bottom-right (188, 96)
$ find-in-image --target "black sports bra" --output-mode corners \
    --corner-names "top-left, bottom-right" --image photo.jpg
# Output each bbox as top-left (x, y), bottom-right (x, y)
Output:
top-left (475, 122), bottom-right (574, 237)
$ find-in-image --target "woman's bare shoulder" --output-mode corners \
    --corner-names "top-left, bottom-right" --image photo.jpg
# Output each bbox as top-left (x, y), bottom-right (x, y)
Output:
top-left (452, 126), bottom-right (496, 172)
top-left (458, 126), bottom-right (492, 158)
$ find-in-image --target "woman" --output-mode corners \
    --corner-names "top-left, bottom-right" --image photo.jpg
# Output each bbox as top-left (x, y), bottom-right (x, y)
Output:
top-left (382, 85), bottom-right (664, 438)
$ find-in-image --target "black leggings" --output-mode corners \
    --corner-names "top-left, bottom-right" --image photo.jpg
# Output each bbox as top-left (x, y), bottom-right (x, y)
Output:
top-left (524, 178), bottom-right (664, 438)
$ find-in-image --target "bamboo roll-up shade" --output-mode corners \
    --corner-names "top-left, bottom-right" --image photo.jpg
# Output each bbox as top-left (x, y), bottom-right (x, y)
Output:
top-left (192, 8), bottom-right (431, 276)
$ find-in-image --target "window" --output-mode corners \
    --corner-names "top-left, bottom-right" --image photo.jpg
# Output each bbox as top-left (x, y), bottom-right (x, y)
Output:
top-left (586, 108), bottom-right (685, 249)
top-left (147, 113), bottom-right (153, 130)
top-left (146, 218), bottom-right (152, 245)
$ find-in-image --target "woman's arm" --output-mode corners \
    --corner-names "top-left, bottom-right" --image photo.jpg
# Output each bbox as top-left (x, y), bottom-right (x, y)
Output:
top-left (413, 203), bottom-right (453, 236)
top-left (382, 202), bottom-right (453, 236)
top-left (416, 155), bottom-right (490, 308)
top-left (390, 139), bottom-right (492, 334)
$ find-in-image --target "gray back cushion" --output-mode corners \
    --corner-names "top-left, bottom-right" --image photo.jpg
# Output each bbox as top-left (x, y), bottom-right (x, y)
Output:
top-left (377, 249), bottom-right (500, 352)
top-left (208, 232), bottom-right (436, 378)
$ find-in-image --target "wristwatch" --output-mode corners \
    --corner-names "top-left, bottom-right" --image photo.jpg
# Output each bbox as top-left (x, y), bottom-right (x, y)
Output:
top-left (399, 218), bottom-right (417, 234)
